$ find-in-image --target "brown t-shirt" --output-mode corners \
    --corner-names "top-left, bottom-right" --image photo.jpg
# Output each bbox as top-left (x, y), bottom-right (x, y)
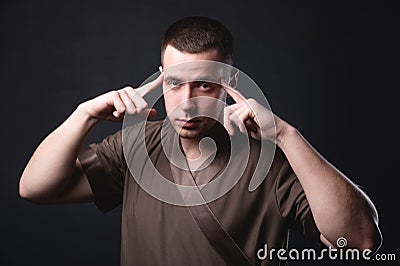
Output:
top-left (78, 121), bottom-right (320, 266)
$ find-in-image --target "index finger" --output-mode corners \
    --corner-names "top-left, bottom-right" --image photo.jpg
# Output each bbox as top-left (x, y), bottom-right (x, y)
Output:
top-left (136, 72), bottom-right (164, 97)
top-left (222, 83), bottom-right (247, 103)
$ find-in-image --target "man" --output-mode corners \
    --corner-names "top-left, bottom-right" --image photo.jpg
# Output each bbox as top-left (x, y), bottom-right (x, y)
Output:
top-left (20, 16), bottom-right (382, 265)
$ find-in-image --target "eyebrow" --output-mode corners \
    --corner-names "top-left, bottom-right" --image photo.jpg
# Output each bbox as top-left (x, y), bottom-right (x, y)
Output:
top-left (163, 76), bottom-right (183, 83)
top-left (164, 75), bottom-right (221, 84)
top-left (195, 75), bottom-right (221, 83)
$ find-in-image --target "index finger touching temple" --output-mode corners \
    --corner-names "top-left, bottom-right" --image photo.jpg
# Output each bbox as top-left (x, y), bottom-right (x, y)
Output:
top-left (222, 83), bottom-right (247, 103)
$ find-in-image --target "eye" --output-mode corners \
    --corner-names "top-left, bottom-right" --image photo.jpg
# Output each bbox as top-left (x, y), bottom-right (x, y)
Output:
top-left (199, 82), bottom-right (211, 91)
top-left (166, 80), bottom-right (180, 89)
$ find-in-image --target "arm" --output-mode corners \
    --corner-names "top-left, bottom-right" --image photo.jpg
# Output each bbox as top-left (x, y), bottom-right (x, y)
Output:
top-left (19, 105), bottom-right (97, 204)
top-left (223, 86), bottom-right (382, 252)
top-left (19, 74), bottom-right (163, 204)
top-left (275, 118), bottom-right (382, 251)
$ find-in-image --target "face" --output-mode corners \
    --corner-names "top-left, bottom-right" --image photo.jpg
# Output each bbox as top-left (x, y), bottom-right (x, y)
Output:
top-left (162, 45), bottom-right (227, 139)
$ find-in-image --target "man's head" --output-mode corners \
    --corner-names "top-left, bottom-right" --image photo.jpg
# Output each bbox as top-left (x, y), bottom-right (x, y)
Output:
top-left (161, 16), bottom-right (234, 140)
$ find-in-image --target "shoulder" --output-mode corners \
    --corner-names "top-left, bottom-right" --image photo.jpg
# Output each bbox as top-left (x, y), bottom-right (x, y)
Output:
top-left (121, 120), bottom-right (166, 152)
top-left (122, 120), bottom-right (164, 140)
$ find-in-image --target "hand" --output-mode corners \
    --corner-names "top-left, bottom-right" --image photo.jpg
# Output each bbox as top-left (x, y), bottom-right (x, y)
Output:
top-left (223, 84), bottom-right (277, 142)
top-left (81, 73), bottom-right (163, 123)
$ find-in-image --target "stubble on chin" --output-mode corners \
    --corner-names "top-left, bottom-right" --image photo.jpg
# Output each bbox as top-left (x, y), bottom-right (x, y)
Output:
top-left (176, 125), bottom-right (205, 140)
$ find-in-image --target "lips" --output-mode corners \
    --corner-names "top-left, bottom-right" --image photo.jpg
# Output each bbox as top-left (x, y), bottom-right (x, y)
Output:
top-left (176, 118), bottom-right (201, 128)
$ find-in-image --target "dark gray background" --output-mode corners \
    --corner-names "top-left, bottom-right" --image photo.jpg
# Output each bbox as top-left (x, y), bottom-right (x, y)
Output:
top-left (0, 1), bottom-right (397, 265)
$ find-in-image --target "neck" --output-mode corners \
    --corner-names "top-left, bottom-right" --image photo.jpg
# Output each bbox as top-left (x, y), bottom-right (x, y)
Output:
top-left (180, 138), bottom-right (202, 160)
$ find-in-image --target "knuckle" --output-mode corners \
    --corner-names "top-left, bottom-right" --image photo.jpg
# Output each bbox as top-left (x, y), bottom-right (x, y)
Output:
top-left (123, 86), bottom-right (135, 95)
top-left (229, 113), bottom-right (237, 121)
top-left (111, 90), bottom-right (119, 97)
top-left (127, 108), bottom-right (137, 115)
top-left (137, 103), bottom-right (149, 113)
top-left (135, 105), bottom-right (144, 112)
top-left (124, 85), bottom-right (134, 90)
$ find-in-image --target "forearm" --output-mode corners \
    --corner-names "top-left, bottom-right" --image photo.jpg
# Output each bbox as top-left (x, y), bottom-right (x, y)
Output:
top-left (20, 104), bottom-right (97, 201)
top-left (276, 120), bottom-right (381, 250)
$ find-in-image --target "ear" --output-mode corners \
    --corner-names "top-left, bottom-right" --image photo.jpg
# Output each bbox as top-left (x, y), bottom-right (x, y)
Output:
top-left (228, 70), bottom-right (239, 88)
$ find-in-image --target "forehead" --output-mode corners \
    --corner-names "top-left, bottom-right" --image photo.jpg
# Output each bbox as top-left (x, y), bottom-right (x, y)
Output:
top-left (163, 46), bottom-right (233, 85)
top-left (164, 61), bottom-right (229, 84)
top-left (163, 45), bottom-right (220, 68)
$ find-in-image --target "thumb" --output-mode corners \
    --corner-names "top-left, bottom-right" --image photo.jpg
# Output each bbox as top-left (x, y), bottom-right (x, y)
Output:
top-left (147, 108), bottom-right (157, 119)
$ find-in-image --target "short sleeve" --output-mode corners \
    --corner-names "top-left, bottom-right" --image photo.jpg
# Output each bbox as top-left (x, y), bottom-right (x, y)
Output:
top-left (78, 130), bottom-right (125, 213)
top-left (274, 149), bottom-right (321, 243)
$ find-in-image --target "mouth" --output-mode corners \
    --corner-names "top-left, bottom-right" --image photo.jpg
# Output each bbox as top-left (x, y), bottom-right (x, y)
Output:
top-left (176, 118), bottom-right (202, 128)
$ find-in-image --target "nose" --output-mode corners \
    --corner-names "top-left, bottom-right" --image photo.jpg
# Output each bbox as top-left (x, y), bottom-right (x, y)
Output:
top-left (180, 83), bottom-right (196, 112)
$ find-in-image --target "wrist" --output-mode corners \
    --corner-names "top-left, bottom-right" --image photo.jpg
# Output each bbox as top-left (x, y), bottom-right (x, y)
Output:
top-left (275, 118), bottom-right (296, 149)
top-left (75, 103), bottom-right (99, 129)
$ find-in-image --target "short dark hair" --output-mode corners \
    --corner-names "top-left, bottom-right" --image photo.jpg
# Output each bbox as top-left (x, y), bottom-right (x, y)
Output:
top-left (161, 16), bottom-right (233, 65)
